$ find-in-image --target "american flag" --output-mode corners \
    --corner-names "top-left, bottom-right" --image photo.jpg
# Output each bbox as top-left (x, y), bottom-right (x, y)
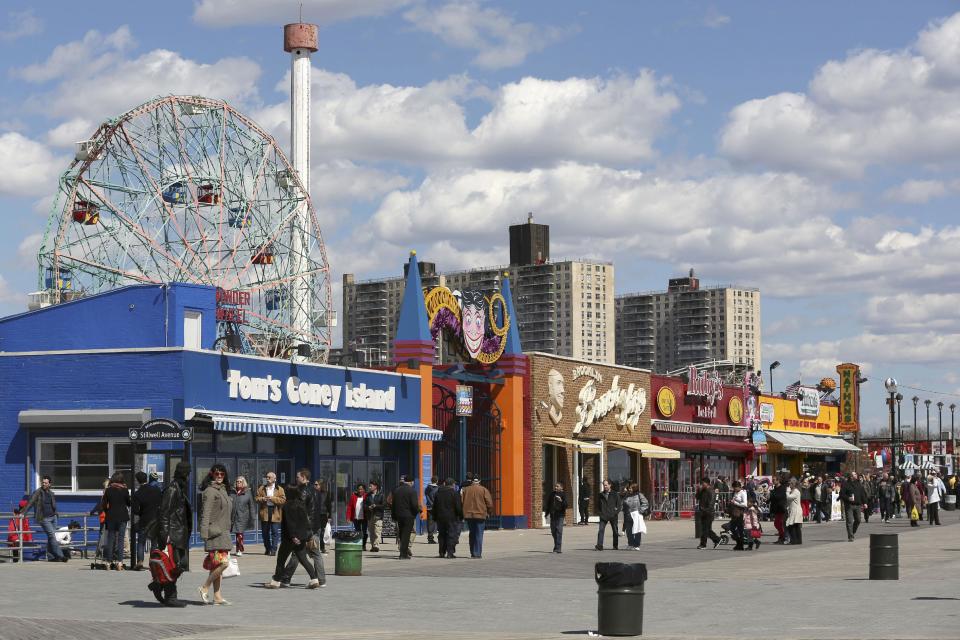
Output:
top-left (783, 380), bottom-right (802, 398)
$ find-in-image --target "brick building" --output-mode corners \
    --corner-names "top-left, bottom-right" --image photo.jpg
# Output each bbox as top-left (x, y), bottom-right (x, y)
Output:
top-left (527, 352), bottom-right (678, 527)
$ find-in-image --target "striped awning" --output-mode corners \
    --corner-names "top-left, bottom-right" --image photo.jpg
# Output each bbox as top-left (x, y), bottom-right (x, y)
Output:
top-left (201, 411), bottom-right (442, 441)
top-left (653, 420), bottom-right (750, 438)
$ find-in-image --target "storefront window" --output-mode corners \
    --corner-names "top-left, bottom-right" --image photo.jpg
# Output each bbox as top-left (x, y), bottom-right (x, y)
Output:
top-left (216, 432), bottom-right (253, 454)
top-left (316, 439), bottom-right (333, 456)
top-left (367, 439), bottom-right (381, 457)
top-left (336, 438), bottom-right (364, 457)
top-left (39, 442), bottom-right (72, 490)
top-left (36, 438), bottom-right (137, 493)
top-left (607, 449), bottom-right (633, 491)
top-left (77, 442), bottom-right (109, 491)
top-left (191, 428), bottom-right (213, 452)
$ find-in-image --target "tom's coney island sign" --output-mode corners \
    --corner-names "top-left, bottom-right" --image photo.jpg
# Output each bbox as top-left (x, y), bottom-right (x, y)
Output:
top-left (686, 365), bottom-right (724, 419)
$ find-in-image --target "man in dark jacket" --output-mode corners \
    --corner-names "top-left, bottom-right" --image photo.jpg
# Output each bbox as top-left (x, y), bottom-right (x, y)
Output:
top-left (433, 477), bottom-right (463, 558)
top-left (695, 478), bottom-right (721, 549)
top-left (769, 477), bottom-right (789, 544)
top-left (132, 471), bottom-right (163, 570)
top-left (312, 479), bottom-right (333, 553)
top-left (544, 482), bottom-right (568, 553)
top-left (841, 471), bottom-right (867, 541)
top-left (595, 479), bottom-right (621, 551)
top-left (424, 476), bottom-right (439, 544)
top-left (578, 476), bottom-right (591, 525)
top-left (389, 475), bottom-right (421, 559)
top-left (365, 480), bottom-right (386, 552)
top-left (152, 461), bottom-right (192, 607)
top-left (282, 468), bottom-right (325, 587)
top-left (25, 475), bottom-right (67, 562)
top-left (862, 473), bottom-right (876, 523)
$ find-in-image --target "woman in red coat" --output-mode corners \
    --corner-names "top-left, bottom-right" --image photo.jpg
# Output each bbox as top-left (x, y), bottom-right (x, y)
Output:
top-left (7, 500), bottom-right (33, 558)
top-left (347, 484), bottom-right (368, 550)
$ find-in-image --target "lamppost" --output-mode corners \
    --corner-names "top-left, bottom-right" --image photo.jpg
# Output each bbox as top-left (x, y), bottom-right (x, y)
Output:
top-left (938, 401), bottom-right (944, 461)
top-left (896, 393), bottom-right (903, 477)
top-left (912, 396), bottom-right (919, 443)
top-left (925, 399), bottom-right (932, 444)
top-left (769, 360), bottom-right (781, 395)
top-left (885, 378), bottom-right (898, 475)
top-left (951, 403), bottom-right (957, 472)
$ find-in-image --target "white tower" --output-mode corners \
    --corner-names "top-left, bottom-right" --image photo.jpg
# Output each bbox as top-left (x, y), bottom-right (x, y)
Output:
top-left (284, 22), bottom-right (318, 353)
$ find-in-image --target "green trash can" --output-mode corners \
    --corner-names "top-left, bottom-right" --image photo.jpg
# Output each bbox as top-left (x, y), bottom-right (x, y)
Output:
top-left (335, 539), bottom-right (363, 576)
top-left (596, 562), bottom-right (647, 636)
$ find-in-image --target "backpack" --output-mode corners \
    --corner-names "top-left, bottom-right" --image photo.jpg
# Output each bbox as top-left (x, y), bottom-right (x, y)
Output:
top-left (149, 544), bottom-right (180, 586)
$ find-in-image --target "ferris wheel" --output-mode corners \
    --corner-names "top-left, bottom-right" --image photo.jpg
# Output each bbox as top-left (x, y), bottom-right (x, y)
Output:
top-left (37, 95), bottom-right (332, 362)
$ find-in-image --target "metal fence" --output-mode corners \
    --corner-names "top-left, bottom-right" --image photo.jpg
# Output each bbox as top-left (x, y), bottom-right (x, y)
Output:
top-left (0, 512), bottom-right (102, 564)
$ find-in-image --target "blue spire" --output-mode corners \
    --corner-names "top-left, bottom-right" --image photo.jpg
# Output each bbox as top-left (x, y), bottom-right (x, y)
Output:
top-left (500, 272), bottom-right (523, 355)
top-left (395, 251), bottom-right (432, 342)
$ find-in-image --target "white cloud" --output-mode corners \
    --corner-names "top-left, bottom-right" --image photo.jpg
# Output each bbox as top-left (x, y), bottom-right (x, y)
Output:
top-left (863, 292), bottom-right (960, 333)
top-left (256, 68), bottom-right (680, 169)
top-left (17, 233), bottom-right (42, 267)
top-left (0, 275), bottom-right (24, 305)
top-left (15, 26), bottom-right (134, 83)
top-left (771, 331), bottom-right (960, 367)
top-left (312, 160), bottom-right (410, 203)
top-left (404, 1), bottom-right (576, 69)
top-left (0, 132), bottom-right (63, 197)
top-left (882, 179), bottom-right (949, 203)
top-left (720, 12), bottom-right (960, 177)
top-left (45, 118), bottom-right (94, 148)
top-left (702, 7), bottom-right (730, 29)
top-left (0, 9), bottom-right (42, 42)
top-left (192, 0), bottom-right (412, 26)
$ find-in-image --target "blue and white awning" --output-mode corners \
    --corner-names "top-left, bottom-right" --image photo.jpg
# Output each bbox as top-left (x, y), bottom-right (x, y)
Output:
top-left (195, 410), bottom-right (442, 441)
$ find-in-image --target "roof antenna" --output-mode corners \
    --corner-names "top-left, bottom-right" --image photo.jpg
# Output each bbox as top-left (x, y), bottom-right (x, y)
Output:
top-left (299, 2), bottom-right (303, 22)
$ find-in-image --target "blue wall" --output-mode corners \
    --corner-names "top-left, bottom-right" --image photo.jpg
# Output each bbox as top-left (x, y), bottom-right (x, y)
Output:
top-left (0, 283), bottom-right (217, 352)
top-left (0, 350), bottom-right (183, 514)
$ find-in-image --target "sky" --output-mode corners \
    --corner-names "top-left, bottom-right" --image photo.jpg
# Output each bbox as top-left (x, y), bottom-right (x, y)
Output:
top-left (1, 1), bottom-right (960, 434)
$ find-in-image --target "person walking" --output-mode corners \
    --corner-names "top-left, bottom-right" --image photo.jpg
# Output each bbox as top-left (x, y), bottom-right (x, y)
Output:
top-left (462, 474), bottom-right (494, 558)
top-left (389, 475), bottom-right (421, 560)
top-left (101, 472), bottom-right (131, 570)
top-left (744, 497), bottom-right (763, 550)
top-left (347, 483), bottom-right (369, 550)
top-left (769, 476), bottom-right (788, 544)
top-left (621, 483), bottom-right (647, 550)
top-left (198, 464), bottom-right (233, 605)
top-left (25, 475), bottom-right (68, 563)
top-left (595, 479), bottom-right (621, 551)
top-left (579, 476), bottom-right (591, 525)
top-left (819, 477), bottom-right (833, 526)
top-left (840, 471), bottom-right (866, 541)
top-left (878, 474), bottom-right (895, 523)
top-left (255, 472), bottom-right (285, 556)
top-left (230, 476), bottom-right (256, 557)
top-left (729, 480), bottom-right (748, 550)
top-left (810, 477), bottom-right (823, 523)
top-left (904, 475), bottom-right (920, 527)
top-left (265, 483), bottom-right (323, 589)
top-left (433, 478), bottom-right (463, 558)
top-left (277, 470), bottom-right (326, 588)
top-left (695, 477), bottom-right (721, 549)
top-left (150, 461), bottom-right (192, 607)
top-left (927, 472), bottom-right (945, 526)
top-left (364, 480), bottom-right (385, 553)
top-left (862, 473), bottom-right (876, 523)
top-left (132, 471), bottom-right (162, 570)
top-left (312, 478), bottom-right (333, 554)
top-left (424, 476), bottom-right (439, 544)
top-left (544, 481), bottom-right (568, 553)
top-left (785, 477), bottom-right (803, 545)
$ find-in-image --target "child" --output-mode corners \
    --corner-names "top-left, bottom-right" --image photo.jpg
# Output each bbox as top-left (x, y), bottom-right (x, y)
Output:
top-left (744, 497), bottom-right (763, 550)
top-left (7, 499), bottom-right (33, 559)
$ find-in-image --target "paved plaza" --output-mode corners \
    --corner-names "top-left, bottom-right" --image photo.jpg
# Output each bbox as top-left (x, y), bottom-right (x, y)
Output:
top-left (1, 513), bottom-right (959, 639)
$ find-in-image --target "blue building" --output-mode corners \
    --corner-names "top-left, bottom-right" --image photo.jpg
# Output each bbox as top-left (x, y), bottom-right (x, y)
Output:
top-left (0, 283), bottom-right (438, 526)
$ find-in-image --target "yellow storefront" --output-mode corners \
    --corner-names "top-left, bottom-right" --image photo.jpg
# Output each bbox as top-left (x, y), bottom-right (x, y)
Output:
top-left (756, 392), bottom-right (859, 476)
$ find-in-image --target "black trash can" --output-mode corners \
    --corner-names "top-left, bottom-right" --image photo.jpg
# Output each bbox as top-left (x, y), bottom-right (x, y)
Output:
top-left (596, 562), bottom-right (647, 636)
top-left (869, 533), bottom-right (898, 580)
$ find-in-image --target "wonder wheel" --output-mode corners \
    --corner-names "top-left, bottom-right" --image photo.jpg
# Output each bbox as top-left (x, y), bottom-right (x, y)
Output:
top-left (37, 95), bottom-right (332, 361)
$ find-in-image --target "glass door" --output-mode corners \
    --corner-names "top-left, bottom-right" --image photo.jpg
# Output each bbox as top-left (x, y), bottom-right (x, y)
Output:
top-left (383, 460), bottom-right (398, 497)
top-left (335, 461), bottom-right (352, 526)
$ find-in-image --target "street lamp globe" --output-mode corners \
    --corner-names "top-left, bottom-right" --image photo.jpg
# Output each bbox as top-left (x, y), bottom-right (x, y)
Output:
top-left (884, 378), bottom-right (898, 393)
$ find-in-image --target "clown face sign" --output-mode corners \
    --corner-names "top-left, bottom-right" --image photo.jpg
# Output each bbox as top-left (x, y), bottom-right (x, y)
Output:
top-left (424, 285), bottom-right (510, 364)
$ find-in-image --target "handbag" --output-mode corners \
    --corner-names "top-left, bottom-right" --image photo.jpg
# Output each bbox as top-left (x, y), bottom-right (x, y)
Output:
top-left (750, 529), bottom-right (762, 539)
top-left (322, 522), bottom-right (333, 545)
top-left (221, 556), bottom-right (240, 578)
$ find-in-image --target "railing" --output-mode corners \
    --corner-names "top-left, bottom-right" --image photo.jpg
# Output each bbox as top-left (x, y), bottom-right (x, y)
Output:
top-left (0, 512), bottom-right (101, 564)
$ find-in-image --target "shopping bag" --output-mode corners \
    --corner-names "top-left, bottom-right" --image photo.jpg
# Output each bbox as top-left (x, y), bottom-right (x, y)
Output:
top-left (631, 511), bottom-right (646, 535)
top-left (221, 556), bottom-right (240, 578)
top-left (322, 522), bottom-right (333, 546)
top-left (910, 506), bottom-right (919, 522)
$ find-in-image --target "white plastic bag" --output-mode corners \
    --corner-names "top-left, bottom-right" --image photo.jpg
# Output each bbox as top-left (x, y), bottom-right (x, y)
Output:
top-left (222, 556), bottom-right (240, 578)
top-left (322, 522), bottom-right (333, 545)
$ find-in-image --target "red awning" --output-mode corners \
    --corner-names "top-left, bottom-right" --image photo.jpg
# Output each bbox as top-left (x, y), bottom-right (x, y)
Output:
top-left (652, 436), bottom-right (754, 455)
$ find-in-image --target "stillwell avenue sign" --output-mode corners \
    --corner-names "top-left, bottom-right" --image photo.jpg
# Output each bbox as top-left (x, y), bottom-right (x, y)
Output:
top-left (129, 418), bottom-right (193, 441)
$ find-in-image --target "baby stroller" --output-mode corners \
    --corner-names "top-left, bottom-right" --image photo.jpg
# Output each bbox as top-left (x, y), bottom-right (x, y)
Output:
top-left (717, 521), bottom-right (732, 546)
top-left (89, 510), bottom-right (109, 570)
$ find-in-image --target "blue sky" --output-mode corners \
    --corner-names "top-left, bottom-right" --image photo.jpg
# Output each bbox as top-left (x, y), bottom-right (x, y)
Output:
top-left (2, 1), bottom-right (960, 433)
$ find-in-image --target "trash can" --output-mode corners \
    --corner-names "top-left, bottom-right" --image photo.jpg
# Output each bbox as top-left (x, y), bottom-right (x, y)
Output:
top-left (869, 533), bottom-right (898, 580)
top-left (944, 494), bottom-right (956, 511)
top-left (334, 531), bottom-right (363, 576)
top-left (596, 562), bottom-right (647, 636)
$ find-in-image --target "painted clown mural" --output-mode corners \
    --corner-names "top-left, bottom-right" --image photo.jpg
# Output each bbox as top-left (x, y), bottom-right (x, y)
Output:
top-left (424, 285), bottom-right (510, 364)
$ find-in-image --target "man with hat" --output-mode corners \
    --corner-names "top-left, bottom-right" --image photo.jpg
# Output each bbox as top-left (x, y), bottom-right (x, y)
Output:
top-left (388, 475), bottom-right (420, 559)
top-left (461, 473), bottom-right (494, 558)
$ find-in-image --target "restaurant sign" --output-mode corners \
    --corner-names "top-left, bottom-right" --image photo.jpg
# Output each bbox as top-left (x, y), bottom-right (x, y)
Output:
top-left (686, 365), bottom-right (724, 419)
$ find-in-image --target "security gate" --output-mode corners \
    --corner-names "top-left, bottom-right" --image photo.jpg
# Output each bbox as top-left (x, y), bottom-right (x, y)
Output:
top-left (432, 383), bottom-right (503, 528)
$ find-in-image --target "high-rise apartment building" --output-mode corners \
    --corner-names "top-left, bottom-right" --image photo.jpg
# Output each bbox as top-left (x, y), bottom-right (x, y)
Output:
top-left (341, 217), bottom-right (615, 365)
top-left (615, 270), bottom-right (761, 373)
